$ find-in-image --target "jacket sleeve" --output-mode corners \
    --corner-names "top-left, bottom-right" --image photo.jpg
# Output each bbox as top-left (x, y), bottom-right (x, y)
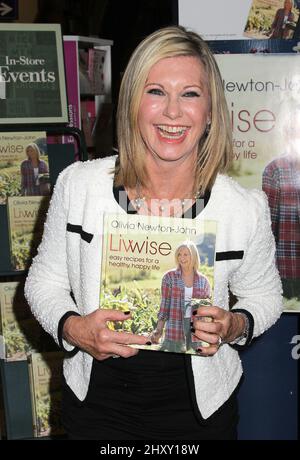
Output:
top-left (229, 190), bottom-right (283, 338)
top-left (24, 163), bottom-right (79, 349)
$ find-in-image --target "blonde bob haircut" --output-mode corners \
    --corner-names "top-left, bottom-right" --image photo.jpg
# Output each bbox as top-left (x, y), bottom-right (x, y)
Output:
top-left (175, 240), bottom-right (200, 272)
top-left (115, 25), bottom-right (232, 195)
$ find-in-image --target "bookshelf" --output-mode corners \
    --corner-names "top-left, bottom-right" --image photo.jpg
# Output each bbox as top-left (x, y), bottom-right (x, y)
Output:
top-left (0, 127), bottom-right (85, 439)
top-left (62, 35), bottom-right (114, 159)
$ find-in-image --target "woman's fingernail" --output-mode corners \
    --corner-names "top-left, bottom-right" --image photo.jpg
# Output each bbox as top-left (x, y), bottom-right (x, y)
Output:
top-left (146, 341), bottom-right (152, 346)
top-left (124, 311), bottom-right (130, 315)
top-left (190, 327), bottom-right (195, 333)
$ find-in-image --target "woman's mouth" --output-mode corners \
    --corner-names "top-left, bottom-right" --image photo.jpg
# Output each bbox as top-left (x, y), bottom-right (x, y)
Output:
top-left (156, 124), bottom-right (190, 141)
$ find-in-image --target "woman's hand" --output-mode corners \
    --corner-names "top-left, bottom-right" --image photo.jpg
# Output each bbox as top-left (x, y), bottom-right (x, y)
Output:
top-left (149, 329), bottom-right (163, 344)
top-left (191, 305), bottom-right (246, 356)
top-left (63, 309), bottom-right (151, 360)
top-left (149, 319), bottom-right (165, 344)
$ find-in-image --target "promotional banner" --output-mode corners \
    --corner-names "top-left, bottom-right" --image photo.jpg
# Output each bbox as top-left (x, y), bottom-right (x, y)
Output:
top-left (215, 53), bottom-right (300, 312)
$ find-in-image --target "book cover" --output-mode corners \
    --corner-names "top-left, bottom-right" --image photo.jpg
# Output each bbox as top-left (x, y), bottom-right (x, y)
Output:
top-left (78, 48), bottom-right (92, 95)
top-left (0, 281), bottom-right (43, 361)
top-left (80, 99), bottom-right (96, 150)
top-left (0, 371), bottom-right (6, 440)
top-left (244, 0), bottom-right (299, 40)
top-left (79, 47), bottom-right (106, 96)
top-left (7, 196), bottom-right (50, 271)
top-left (87, 48), bottom-right (106, 95)
top-left (0, 24), bottom-right (68, 124)
top-left (28, 352), bottom-right (64, 438)
top-left (0, 131), bottom-right (50, 205)
top-left (100, 213), bottom-right (217, 355)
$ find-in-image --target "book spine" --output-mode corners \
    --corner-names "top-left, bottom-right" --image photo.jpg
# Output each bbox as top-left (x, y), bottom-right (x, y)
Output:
top-left (0, 287), bottom-right (5, 359)
top-left (27, 355), bottom-right (38, 437)
top-left (88, 48), bottom-right (106, 95)
top-left (62, 40), bottom-right (81, 145)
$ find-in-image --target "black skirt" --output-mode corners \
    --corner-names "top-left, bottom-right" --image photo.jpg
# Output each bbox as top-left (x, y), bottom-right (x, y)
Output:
top-left (62, 350), bottom-right (239, 440)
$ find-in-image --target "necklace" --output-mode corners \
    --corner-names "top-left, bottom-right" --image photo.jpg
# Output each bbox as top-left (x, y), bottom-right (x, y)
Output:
top-left (132, 182), bottom-right (201, 217)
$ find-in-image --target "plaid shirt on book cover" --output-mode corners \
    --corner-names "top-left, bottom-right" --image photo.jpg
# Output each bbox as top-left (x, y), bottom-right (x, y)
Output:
top-left (262, 155), bottom-right (300, 279)
top-left (21, 159), bottom-right (49, 196)
top-left (158, 268), bottom-right (211, 343)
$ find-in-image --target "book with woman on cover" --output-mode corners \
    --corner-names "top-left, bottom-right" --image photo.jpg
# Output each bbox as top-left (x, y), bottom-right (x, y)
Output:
top-left (0, 281), bottom-right (57, 361)
top-left (7, 195), bottom-right (50, 271)
top-left (0, 280), bottom-right (42, 361)
top-left (28, 352), bottom-right (64, 438)
top-left (0, 131), bottom-right (50, 204)
top-left (100, 213), bottom-right (217, 355)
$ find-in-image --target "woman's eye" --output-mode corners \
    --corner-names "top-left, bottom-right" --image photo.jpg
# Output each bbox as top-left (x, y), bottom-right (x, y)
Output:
top-left (182, 91), bottom-right (200, 98)
top-left (147, 88), bottom-right (164, 96)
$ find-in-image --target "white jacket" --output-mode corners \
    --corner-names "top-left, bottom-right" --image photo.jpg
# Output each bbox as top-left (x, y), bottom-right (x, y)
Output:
top-left (25, 156), bottom-right (283, 419)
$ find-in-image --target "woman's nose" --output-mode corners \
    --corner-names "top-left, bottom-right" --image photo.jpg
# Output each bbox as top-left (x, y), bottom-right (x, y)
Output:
top-left (163, 95), bottom-right (182, 119)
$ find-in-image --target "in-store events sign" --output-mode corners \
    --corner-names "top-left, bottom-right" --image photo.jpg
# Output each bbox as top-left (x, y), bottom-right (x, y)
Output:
top-left (0, 23), bottom-right (68, 124)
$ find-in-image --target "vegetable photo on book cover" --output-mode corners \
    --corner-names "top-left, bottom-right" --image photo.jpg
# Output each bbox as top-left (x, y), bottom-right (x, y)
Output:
top-left (100, 213), bottom-right (217, 355)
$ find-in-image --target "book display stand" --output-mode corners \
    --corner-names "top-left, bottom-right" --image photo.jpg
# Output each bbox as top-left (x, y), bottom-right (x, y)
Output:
top-left (0, 126), bottom-right (86, 439)
top-left (0, 26), bottom-right (113, 439)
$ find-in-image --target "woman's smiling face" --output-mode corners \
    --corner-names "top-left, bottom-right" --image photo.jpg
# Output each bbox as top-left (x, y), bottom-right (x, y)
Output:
top-left (138, 55), bottom-right (211, 165)
top-left (178, 247), bottom-right (192, 270)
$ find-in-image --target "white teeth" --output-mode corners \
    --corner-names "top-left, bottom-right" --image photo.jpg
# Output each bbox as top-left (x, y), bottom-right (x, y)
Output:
top-left (156, 125), bottom-right (188, 139)
top-left (157, 125), bottom-right (188, 134)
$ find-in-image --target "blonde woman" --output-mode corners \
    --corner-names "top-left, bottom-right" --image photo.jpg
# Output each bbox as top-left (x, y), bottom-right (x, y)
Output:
top-left (151, 241), bottom-right (211, 353)
top-left (20, 143), bottom-right (49, 196)
top-left (269, 0), bottom-right (295, 39)
top-left (25, 26), bottom-right (282, 439)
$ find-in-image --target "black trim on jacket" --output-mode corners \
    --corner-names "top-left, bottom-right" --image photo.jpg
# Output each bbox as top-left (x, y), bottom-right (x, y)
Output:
top-left (58, 311), bottom-right (81, 357)
top-left (66, 223), bottom-right (94, 243)
top-left (216, 251), bottom-right (244, 261)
